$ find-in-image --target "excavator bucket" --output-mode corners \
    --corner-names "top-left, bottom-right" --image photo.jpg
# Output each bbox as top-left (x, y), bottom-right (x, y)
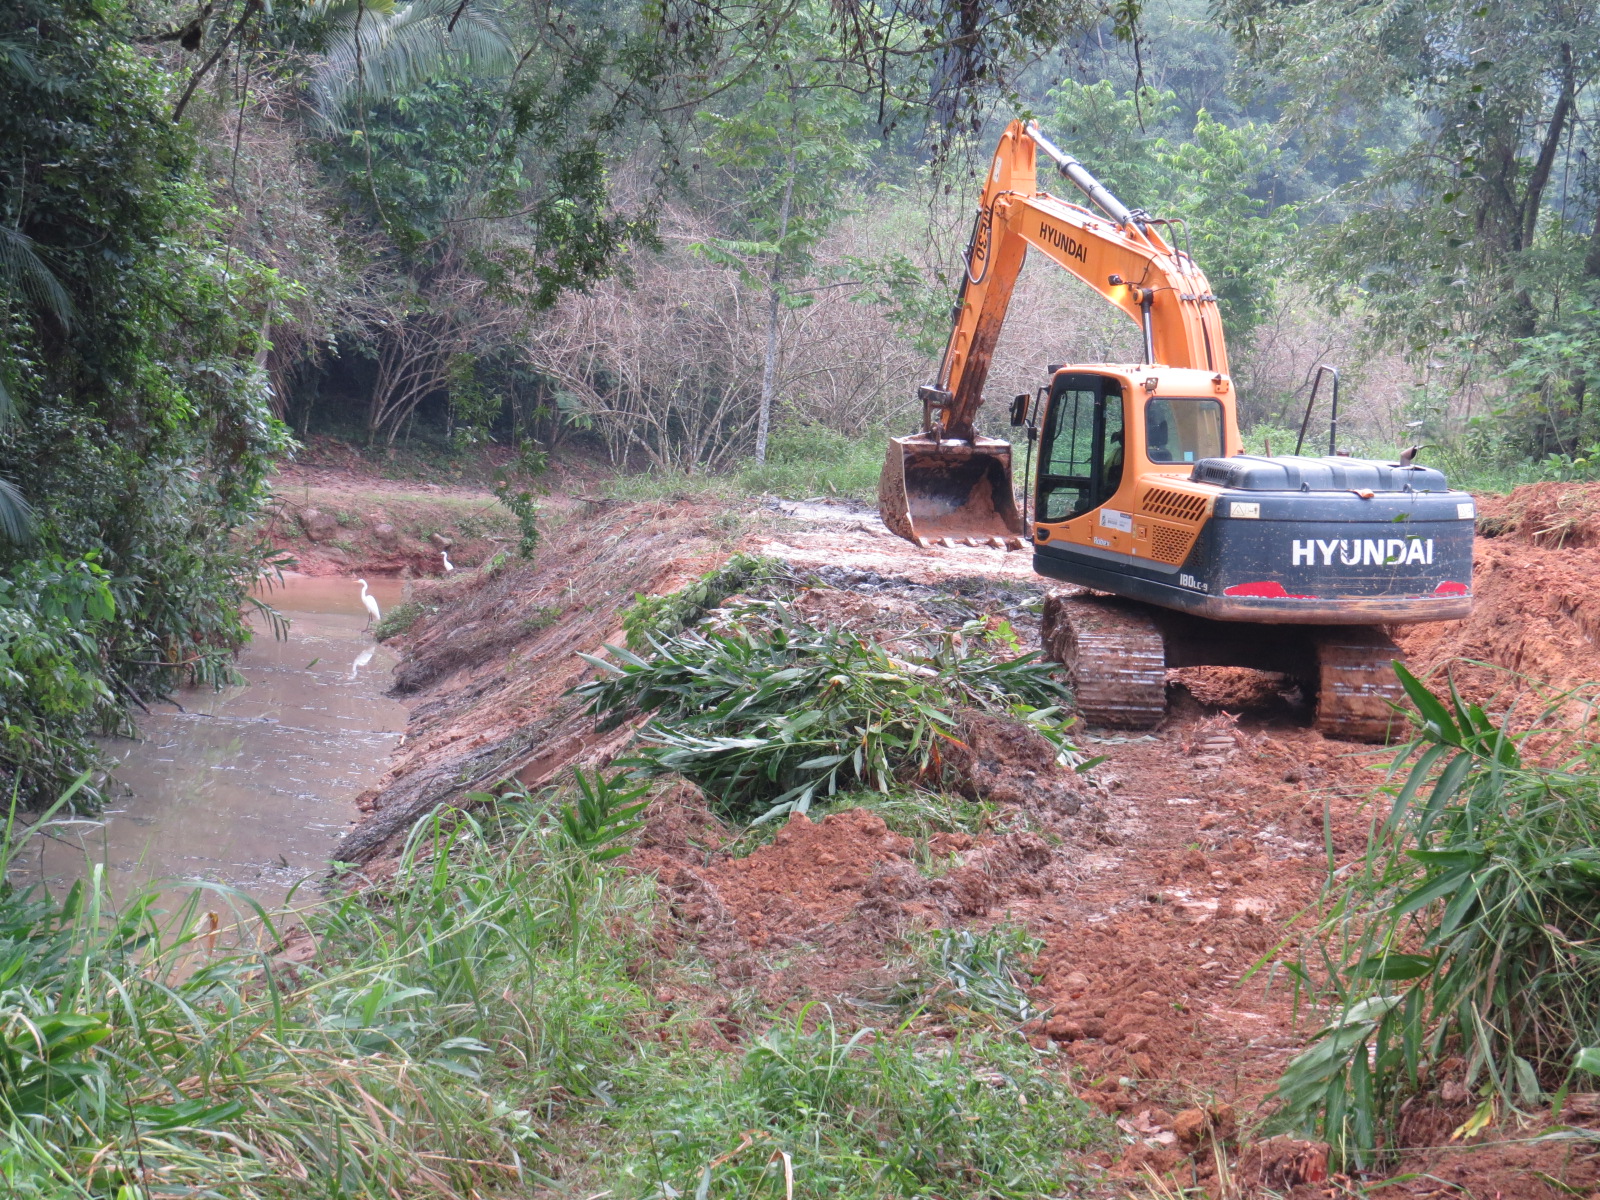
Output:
top-left (878, 433), bottom-right (1025, 548)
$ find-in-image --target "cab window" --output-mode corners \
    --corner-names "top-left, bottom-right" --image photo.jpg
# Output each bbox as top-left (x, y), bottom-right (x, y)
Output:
top-left (1145, 398), bottom-right (1223, 464)
top-left (1037, 375), bottom-right (1124, 522)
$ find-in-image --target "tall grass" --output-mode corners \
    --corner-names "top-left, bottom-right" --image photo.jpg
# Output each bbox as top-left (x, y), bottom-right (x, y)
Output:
top-left (1270, 668), bottom-right (1600, 1167)
top-left (2, 769), bottom-right (1113, 1197)
top-left (735, 425), bottom-right (890, 502)
top-left (0, 774), bottom-right (655, 1197)
top-left (613, 1009), bottom-right (1105, 1200)
top-left (603, 425), bottom-right (890, 504)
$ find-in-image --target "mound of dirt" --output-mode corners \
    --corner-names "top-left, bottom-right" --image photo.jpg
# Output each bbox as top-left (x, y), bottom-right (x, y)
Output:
top-left (1395, 482), bottom-right (1600, 710)
top-left (945, 709), bottom-right (1091, 815)
top-left (636, 798), bottom-right (1079, 1001)
top-left (1168, 666), bottom-right (1297, 712)
top-left (1475, 480), bottom-right (1600, 548)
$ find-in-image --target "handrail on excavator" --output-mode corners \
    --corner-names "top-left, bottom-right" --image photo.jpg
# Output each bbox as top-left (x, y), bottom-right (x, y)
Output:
top-left (1295, 364), bottom-right (1341, 457)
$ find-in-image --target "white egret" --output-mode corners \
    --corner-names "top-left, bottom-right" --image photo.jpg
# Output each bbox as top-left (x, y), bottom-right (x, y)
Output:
top-left (358, 578), bottom-right (381, 628)
top-left (441, 549), bottom-right (454, 572)
top-left (349, 645), bottom-right (376, 679)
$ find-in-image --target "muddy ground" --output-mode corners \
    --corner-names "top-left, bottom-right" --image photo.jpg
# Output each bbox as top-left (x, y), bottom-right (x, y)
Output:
top-left (334, 478), bottom-right (1600, 1198)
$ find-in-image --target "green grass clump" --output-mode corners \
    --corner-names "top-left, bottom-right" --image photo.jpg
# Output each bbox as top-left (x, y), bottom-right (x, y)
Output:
top-left (602, 425), bottom-right (890, 505)
top-left (579, 613), bottom-right (1080, 824)
top-left (847, 786), bottom-right (996, 840)
top-left (613, 1007), bottom-right (1104, 1199)
top-left (735, 425), bottom-right (890, 502)
top-left (372, 597), bottom-right (433, 640)
top-left (1270, 667), bottom-right (1600, 1167)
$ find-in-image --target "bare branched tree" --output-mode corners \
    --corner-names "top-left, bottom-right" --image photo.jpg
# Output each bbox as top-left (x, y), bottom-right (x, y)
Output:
top-left (523, 208), bottom-right (932, 471)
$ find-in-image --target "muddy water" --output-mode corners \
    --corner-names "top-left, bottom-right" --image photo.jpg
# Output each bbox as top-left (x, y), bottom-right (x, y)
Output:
top-left (10, 575), bottom-right (409, 906)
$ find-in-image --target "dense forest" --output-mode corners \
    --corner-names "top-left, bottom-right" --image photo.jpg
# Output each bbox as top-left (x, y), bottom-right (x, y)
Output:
top-left (2, 0), bottom-right (1598, 793)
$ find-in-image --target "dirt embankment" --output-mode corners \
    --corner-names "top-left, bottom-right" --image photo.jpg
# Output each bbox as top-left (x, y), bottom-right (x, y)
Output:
top-left (1395, 481), bottom-right (1600, 716)
top-left (262, 463), bottom-right (513, 577)
top-left (342, 479), bottom-right (1600, 1198)
top-left (337, 497), bottom-right (744, 865)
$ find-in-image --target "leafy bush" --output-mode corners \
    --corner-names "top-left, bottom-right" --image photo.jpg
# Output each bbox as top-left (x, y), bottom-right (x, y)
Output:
top-left (578, 612), bottom-right (1078, 823)
top-left (0, 558), bottom-right (123, 797)
top-left (494, 475), bottom-right (542, 559)
top-left (1271, 666), bottom-right (1600, 1166)
top-left (1, 2), bottom-right (287, 805)
top-left (372, 598), bottom-right (433, 641)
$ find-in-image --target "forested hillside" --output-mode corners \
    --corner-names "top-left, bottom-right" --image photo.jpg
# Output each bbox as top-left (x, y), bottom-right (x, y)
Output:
top-left (2, 0), bottom-right (1598, 791)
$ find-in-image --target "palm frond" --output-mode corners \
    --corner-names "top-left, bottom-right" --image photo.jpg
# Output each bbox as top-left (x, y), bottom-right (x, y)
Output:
top-left (312, 0), bottom-right (515, 117)
top-left (0, 472), bottom-right (36, 543)
top-left (0, 37), bottom-right (44, 86)
top-left (0, 226), bottom-right (74, 328)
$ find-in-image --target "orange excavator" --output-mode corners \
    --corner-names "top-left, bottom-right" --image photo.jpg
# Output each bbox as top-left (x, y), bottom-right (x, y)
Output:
top-left (879, 120), bottom-right (1476, 739)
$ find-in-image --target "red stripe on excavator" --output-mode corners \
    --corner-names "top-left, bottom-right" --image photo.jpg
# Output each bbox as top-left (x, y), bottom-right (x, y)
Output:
top-left (1223, 581), bottom-right (1319, 599)
top-left (1434, 581), bottom-right (1470, 595)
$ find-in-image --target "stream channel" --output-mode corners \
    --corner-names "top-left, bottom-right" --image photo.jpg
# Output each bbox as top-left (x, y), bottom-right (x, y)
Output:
top-left (9, 574), bottom-right (409, 910)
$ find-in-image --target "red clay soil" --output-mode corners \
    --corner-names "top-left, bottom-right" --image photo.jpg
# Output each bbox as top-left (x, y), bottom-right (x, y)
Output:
top-left (623, 662), bottom-right (1600, 1198)
top-left (1395, 482), bottom-right (1600, 717)
top-left (347, 482), bottom-right (1600, 1198)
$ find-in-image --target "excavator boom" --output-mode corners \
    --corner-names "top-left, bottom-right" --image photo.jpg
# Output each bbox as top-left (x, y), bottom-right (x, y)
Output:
top-left (880, 120), bottom-right (1228, 546)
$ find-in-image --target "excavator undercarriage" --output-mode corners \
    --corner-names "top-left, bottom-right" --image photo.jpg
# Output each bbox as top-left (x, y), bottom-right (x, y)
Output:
top-left (1040, 594), bottom-right (1406, 741)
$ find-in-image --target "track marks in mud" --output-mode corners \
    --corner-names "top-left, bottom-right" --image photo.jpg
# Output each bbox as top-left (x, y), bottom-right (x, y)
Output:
top-left (344, 499), bottom-right (740, 862)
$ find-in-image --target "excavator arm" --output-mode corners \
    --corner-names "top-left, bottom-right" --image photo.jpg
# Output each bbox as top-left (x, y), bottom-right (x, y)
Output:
top-left (879, 119), bottom-right (1234, 548)
top-left (926, 120), bottom-right (1229, 442)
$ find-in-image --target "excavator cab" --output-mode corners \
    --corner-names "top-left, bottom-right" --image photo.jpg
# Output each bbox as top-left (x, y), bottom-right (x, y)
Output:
top-left (1033, 372), bottom-right (1127, 524)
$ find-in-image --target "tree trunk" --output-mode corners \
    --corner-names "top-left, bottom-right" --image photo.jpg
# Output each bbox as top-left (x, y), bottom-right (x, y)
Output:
top-left (1566, 194), bottom-right (1600, 446)
top-left (755, 147), bottom-right (797, 465)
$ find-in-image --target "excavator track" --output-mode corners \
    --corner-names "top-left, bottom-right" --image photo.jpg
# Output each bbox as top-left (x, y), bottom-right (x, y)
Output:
top-left (1311, 627), bottom-right (1407, 743)
top-left (1041, 594), bottom-right (1167, 729)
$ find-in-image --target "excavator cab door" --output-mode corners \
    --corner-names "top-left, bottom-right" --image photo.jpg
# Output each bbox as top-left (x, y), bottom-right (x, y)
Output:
top-left (1035, 373), bottom-right (1125, 527)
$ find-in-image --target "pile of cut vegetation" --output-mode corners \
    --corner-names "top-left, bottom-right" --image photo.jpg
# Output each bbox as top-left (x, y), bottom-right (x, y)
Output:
top-left (578, 595), bottom-right (1091, 824)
